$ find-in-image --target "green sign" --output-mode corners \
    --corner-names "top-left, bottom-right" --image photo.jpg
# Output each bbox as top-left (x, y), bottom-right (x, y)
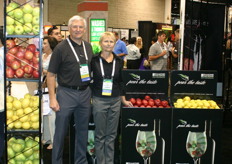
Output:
top-left (90, 19), bottom-right (106, 42)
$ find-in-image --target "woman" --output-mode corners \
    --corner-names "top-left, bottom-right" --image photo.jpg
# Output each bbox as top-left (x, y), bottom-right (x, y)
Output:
top-left (91, 32), bottom-right (133, 164)
top-left (42, 36), bottom-right (58, 149)
top-left (126, 37), bottom-right (141, 69)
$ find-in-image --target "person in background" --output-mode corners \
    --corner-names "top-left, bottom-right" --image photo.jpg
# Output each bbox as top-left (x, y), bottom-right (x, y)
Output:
top-left (136, 36), bottom-right (145, 57)
top-left (91, 32), bottom-right (133, 164)
top-left (171, 29), bottom-right (180, 70)
top-left (47, 26), bottom-right (63, 43)
top-left (0, 28), bottom-right (4, 163)
top-left (148, 31), bottom-right (168, 70)
top-left (47, 15), bottom-right (93, 164)
top-left (42, 36), bottom-right (58, 150)
top-left (113, 32), bottom-right (128, 68)
top-left (126, 37), bottom-right (141, 69)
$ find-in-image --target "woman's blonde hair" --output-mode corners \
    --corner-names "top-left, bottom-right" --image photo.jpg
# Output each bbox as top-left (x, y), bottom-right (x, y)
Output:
top-left (136, 36), bottom-right (143, 49)
top-left (99, 32), bottom-right (116, 44)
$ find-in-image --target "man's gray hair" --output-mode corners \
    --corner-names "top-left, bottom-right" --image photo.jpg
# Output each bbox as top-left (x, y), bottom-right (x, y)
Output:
top-left (68, 15), bottom-right (87, 28)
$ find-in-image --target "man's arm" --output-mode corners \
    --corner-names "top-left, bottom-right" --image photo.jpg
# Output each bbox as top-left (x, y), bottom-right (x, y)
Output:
top-left (149, 50), bottom-right (167, 61)
top-left (47, 72), bottom-right (60, 112)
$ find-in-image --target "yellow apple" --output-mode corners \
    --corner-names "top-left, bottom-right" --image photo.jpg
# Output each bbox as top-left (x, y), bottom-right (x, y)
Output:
top-left (19, 115), bottom-right (29, 122)
top-left (7, 102), bottom-right (13, 110)
top-left (16, 108), bottom-right (24, 117)
top-left (7, 110), bottom-right (14, 119)
top-left (22, 122), bottom-right (31, 130)
top-left (31, 122), bottom-right (39, 129)
top-left (22, 98), bottom-right (30, 109)
top-left (24, 107), bottom-right (33, 114)
top-left (7, 96), bottom-right (14, 103)
top-left (183, 96), bottom-right (191, 102)
top-left (13, 100), bottom-right (22, 109)
top-left (14, 121), bottom-right (22, 129)
top-left (24, 93), bottom-right (32, 99)
top-left (30, 114), bottom-right (39, 122)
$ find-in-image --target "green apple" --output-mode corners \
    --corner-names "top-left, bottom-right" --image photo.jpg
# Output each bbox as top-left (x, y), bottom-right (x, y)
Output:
top-left (9, 2), bottom-right (20, 9)
top-left (6, 16), bottom-right (15, 25)
top-left (24, 23), bottom-right (33, 33)
top-left (32, 16), bottom-right (39, 25)
top-left (7, 147), bottom-right (15, 159)
top-left (6, 25), bottom-right (15, 35)
top-left (14, 8), bottom-right (23, 19)
top-left (23, 4), bottom-right (33, 14)
top-left (33, 150), bottom-right (39, 160)
top-left (32, 25), bottom-right (39, 35)
top-left (24, 13), bottom-right (33, 23)
top-left (23, 148), bottom-right (33, 158)
top-left (14, 25), bottom-right (24, 35)
top-left (8, 159), bottom-right (16, 164)
top-left (12, 143), bottom-right (24, 153)
top-left (24, 160), bottom-right (33, 164)
top-left (15, 18), bottom-right (24, 26)
top-left (6, 6), bottom-right (14, 17)
top-left (32, 7), bottom-right (40, 16)
top-left (14, 153), bottom-right (26, 161)
top-left (32, 159), bottom-right (39, 164)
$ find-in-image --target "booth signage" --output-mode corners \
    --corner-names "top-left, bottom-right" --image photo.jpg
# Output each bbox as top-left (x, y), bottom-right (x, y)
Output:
top-left (90, 19), bottom-right (106, 42)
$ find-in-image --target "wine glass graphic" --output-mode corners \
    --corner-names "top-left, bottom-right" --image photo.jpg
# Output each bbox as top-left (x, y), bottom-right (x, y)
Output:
top-left (136, 130), bottom-right (157, 164)
top-left (186, 131), bottom-right (207, 164)
top-left (87, 130), bottom-right (96, 164)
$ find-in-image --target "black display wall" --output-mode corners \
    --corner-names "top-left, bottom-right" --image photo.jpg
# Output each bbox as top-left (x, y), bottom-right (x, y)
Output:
top-left (183, 0), bottom-right (225, 81)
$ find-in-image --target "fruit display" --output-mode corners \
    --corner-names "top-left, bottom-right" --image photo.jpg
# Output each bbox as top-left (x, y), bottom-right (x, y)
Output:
top-left (173, 96), bottom-right (220, 109)
top-left (128, 95), bottom-right (170, 108)
top-left (6, 39), bottom-right (39, 79)
top-left (6, 2), bottom-right (40, 35)
top-left (6, 93), bottom-right (40, 130)
top-left (7, 135), bottom-right (40, 164)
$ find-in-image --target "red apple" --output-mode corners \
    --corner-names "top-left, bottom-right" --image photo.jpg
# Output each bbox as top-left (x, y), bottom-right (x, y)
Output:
top-left (148, 99), bottom-right (155, 106)
top-left (6, 53), bottom-right (15, 63)
top-left (32, 56), bottom-right (39, 64)
top-left (152, 105), bottom-right (157, 108)
top-left (11, 60), bottom-right (21, 70)
top-left (142, 99), bottom-right (148, 106)
top-left (140, 105), bottom-right (145, 108)
top-left (6, 67), bottom-right (15, 78)
top-left (134, 105), bottom-right (138, 108)
top-left (136, 100), bottom-right (142, 107)
top-left (32, 70), bottom-right (39, 78)
top-left (154, 99), bottom-right (161, 106)
top-left (161, 100), bottom-right (169, 107)
top-left (144, 95), bottom-right (151, 100)
top-left (130, 98), bottom-right (136, 105)
top-left (20, 58), bottom-right (30, 67)
top-left (8, 46), bottom-right (18, 55)
top-left (24, 50), bottom-right (33, 60)
top-left (24, 65), bottom-right (33, 74)
top-left (26, 44), bottom-right (37, 53)
top-left (15, 51), bottom-right (25, 60)
top-left (24, 73), bottom-right (32, 78)
top-left (18, 46), bottom-right (26, 53)
top-left (6, 39), bottom-right (16, 49)
top-left (158, 106), bottom-right (164, 108)
top-left (146, 105), bottom-right (151, 108)
top-left (15, 68), bottom-right (24, 78)
top-left (33, 63), bottom-right (39, 70)
top-left (34, 51), bottom-right (40, 58)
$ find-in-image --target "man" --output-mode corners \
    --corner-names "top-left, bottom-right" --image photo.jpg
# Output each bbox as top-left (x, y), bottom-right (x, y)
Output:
top-left (0, 28), bottom-right (4, 163)
top-left (148, 31), bottom-right (168, 70)
top-left (47, 15), bottom-right (93, 164)
top-left (113, 31), bottom-right (128, 59)
top-left (171, 29), bottom-right (180, 70)
top-left (47, 26), bottom-right (63, 42)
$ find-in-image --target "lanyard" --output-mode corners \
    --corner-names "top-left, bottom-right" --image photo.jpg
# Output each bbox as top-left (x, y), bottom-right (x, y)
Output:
top-left (67, 38), bottom-right (88, 64)
top-left (99, 57), bottom-right (116, 79)
top-left (157, 41), bottom-right (167, 52)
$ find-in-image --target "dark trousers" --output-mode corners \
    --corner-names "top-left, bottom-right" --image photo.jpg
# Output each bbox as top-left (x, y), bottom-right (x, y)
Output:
top-left (52, 86), bottom-right (91, 164)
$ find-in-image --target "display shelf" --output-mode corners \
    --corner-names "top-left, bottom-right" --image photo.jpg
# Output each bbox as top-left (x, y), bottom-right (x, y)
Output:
top-left (6, 78), bottom-right (39, 82)
top-left (7, 130), bottom-right (40, 133)
top-left (6, 35), bottom-right (40, 38)
top-left (3, 0), bottom-right (43, 163)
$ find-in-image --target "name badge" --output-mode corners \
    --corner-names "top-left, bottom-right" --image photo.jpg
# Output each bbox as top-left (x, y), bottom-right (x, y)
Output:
top-left (102, 79), bottom-right (113, 96)
top-left (80, 64), bottom-right (90, 82)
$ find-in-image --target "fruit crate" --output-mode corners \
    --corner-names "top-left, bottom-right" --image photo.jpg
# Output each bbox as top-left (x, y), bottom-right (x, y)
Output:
top-left (170, 70), bottom-right (223, 164)
top-left (3, 0), bottom-right (43, 163)
top-left (7, 133), bottom-right (40, 164)
top-left (121, 70), bottom-right (172, 164)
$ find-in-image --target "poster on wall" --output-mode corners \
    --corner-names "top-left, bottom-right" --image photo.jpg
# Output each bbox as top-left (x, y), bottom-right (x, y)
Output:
top-left (90, 19), bottom-right (106, 54)
top-left (120, 29), bottom-right (129, 40)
